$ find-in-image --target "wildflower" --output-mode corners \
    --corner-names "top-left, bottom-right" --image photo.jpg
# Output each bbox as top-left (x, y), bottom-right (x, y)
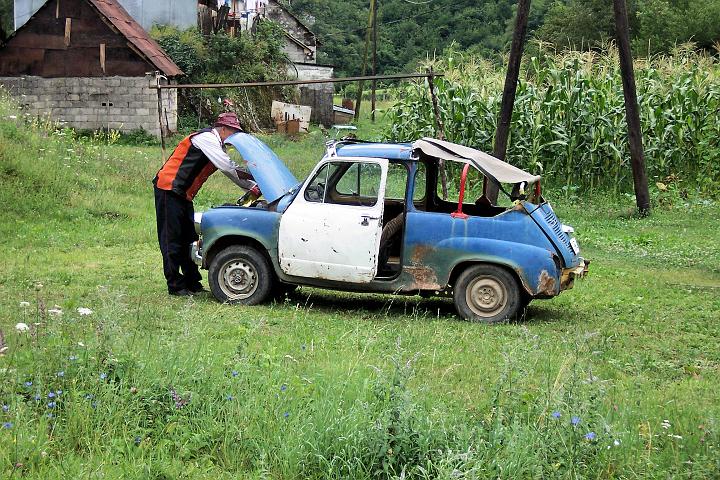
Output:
top-left (99, 373), bottom-right (107, 380)
top-left (19, 301), bottom-right (30, 307)
top-left (33, 395), bottom-right (41, 401)
top-left (69, 355), bottom-right (78, 361)
top-left (2, 422), bottom-right (12, 429)
top-left (84, 394), bottom-right (94, 400)
top-left (669, 434), bottom-right (683, 440)
top-left (130, 387), bottom-right (138, 394)
top-left (47, 401), bottom-right (56, 408)
top-left (613, 439), bottom-right (621, 446)
top-left (47, 392), bottom-right (55, 398)
top-left (283, 412), bottom-right (290, 418)
top-left (1, 405), bottom-right (8, 412)
top-left (571, 416), bottom-right (581, 426)
top-left (226, 395), bottom-right (233, 401)
top-left (46, 413), bottom-right (54, 419)
top-left (91, 402), bottom-right (97, 409)
top-left (280, 384), bottom-right (287, 392)
top-left (34, 282), bottom-right (43, 290)
top-left (661, 419), bottom-right (671, 430)
top-left (551, 411), bottom-right (561, 419)
top-left (134, 436), bottom-right (142, 446)
top-left (585, 432), bottom-right (597, 441)
top-left (56, 371), bottom-right (64, 377)
top-left (231, 370), bottom-right (239, 377)
top-left (55, 390), bottom-right (62, 396)
top-left (77, 307), bottom-right (93, 316)
top-left (24, 381), bottom-right (32, 387)
top-left (48, 308), bottom-right (62, 317)
top-left (15, 322), bottom-right (30, 333)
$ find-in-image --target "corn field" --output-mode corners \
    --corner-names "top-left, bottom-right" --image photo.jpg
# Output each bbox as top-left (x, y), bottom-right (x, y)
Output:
top-left (386, 47), bottom-right (720, 193)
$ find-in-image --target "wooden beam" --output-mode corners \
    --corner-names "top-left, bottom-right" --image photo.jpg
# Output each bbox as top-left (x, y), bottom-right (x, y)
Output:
top-left (371, 0), bottom-right (378, 122)
top-left (613, 0), bottom-right (651, 215)
top-left (486, 0), bottom-right (531, 203)
top-left (56, 0), bottom-right (60, 19)
top-left (99, 43), bottom-right (106, 73)
top-left (64, 18), bottom-right (72, 47)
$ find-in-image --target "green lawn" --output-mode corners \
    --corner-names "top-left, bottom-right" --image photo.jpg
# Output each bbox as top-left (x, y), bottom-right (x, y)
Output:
top-left (0, 96), bottom-right (719, 478)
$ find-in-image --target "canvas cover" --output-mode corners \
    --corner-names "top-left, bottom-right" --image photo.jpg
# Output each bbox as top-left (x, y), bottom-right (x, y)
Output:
top-left (413, 137), bottom-right (541, 185)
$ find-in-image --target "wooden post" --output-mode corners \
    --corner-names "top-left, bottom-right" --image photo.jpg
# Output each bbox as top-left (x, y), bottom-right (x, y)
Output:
top-left (613, 0), bottom-right (651, 215)
top-left (428, 69), bottom-right (449, 199)
top-left (371, 0), bottom-right (378, 122)
top-left (99, 43), bottom-right (106, 74)
top-left (64, 18), bottom-right (72, 47)
top-left (354, 0), bottom-right (375, 121)
top-left (156, 74), bottom-right (167, 162)
top-left (486, 0), bottom-right (531, 203)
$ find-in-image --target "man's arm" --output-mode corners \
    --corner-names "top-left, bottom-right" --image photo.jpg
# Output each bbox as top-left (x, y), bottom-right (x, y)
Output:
top-left (190, 131), bottom-right (258, 191)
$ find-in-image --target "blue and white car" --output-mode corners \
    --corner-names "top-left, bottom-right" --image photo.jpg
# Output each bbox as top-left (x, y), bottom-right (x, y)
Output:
top-left (192, 134), bottom-right (588, 323)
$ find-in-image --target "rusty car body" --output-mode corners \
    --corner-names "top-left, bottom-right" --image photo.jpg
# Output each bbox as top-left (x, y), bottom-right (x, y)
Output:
top-left (192, 134), bottom-right (588, 322)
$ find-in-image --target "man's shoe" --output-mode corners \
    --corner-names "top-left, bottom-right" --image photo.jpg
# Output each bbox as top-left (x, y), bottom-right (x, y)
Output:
top-left (169, 289), bottom-right (193, 297)
top-left (187, 284), bottom-right (207, 293)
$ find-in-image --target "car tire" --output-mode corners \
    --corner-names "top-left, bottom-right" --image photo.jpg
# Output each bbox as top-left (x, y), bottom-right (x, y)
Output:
top-left (208, 245), bottom-right (273, 305)
top-left (453, 264), bottom-right (521, 323)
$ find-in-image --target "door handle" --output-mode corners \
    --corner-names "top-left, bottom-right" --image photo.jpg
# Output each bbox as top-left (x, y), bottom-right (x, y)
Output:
top-left (360, 215), bottom-right (379, 226)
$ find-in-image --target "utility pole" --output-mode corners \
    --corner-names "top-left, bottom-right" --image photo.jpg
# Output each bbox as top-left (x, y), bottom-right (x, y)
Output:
top-left (354, 0), bottom-right (375, 120)
top-left (486, 0), bottom-right (531, 203)
top-left (613, 0), bottom-right (651, 215)
top-left (371, 0), bottom-right (378, 122)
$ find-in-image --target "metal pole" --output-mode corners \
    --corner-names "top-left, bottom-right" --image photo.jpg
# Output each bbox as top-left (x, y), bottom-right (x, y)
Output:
top-left (355, 0), bottom-right (375, 121)
top-left (613, 0), bottom-right (651, 215)
top-left (428, 69), bottom-right (448, 199)
top-left (371, 0), bottom-right (378, 122)
top-left (486, 0), bottom-right (531, 203)
top-left (155, 73), bottom-right (440, 90)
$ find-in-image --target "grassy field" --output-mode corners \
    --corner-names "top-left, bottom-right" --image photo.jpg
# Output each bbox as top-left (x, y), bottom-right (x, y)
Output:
top-left (0, 95), bottom-right (719, 478)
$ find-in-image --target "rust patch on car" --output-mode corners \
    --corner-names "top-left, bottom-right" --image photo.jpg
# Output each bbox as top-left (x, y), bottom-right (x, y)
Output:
top-left (405, 266), bottom-right (441, 290)
top-left (537, 270), bottom-right (557, 296)
top-left (411, 244), bottom-right (435, 264)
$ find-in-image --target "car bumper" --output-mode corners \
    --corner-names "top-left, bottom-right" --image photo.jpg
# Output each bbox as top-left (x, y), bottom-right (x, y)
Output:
top-left (560, 258), bottom-right (589, 291)
top-left (191, 240), bottom-right (203, 267)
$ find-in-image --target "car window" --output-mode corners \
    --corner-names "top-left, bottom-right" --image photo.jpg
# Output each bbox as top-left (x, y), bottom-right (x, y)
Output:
top-left (304, 163), bottom-right (330, 203)
top-left (385, 163), bottom-right (408, 200)
top-left (413, 162), bottom-right (426, 202)
top-left (436, 161), bottom-right (484, 202)
top-left (306, 161), bottom-right (382, 207)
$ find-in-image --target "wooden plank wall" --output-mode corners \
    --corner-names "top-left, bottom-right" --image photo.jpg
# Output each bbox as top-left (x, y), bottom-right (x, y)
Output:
top-left (0, 0), bottom-right (153, 77)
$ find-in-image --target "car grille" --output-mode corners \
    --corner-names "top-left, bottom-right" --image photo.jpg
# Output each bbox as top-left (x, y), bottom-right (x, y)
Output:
top-left (544, 208), bottom-right (573, 251)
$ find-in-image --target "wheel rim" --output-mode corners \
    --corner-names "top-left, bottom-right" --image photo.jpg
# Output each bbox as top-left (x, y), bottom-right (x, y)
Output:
top-left (218, 259), bottom-right (258, 300)
top-left (465, 275), bottom-right (507, 318)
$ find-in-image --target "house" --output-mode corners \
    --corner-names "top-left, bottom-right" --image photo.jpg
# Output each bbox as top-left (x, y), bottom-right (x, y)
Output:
top-left (0, 0), bottom-right (182, 136)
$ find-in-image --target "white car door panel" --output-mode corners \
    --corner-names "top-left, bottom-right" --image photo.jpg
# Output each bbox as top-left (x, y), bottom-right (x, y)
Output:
top-left (279, 157), bottom-right (388, 283)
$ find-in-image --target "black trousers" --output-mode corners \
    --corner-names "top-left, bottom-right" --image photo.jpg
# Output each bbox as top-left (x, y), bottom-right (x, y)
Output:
top-left (154, 186), bottom-right (202, 293)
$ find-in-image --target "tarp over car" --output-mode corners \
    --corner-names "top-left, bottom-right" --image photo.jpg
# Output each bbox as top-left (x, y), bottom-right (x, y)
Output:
top-left (413, 137), bottom-right (541, 185)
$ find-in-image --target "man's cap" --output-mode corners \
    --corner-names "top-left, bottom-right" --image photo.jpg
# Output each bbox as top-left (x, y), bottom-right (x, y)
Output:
top-left (215, 112), bottom-right (243, 131)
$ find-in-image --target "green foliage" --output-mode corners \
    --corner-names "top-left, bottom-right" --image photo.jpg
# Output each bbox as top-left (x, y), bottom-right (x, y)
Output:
top-left (0, 0), bottom-right (12, 41)
top-left (386, 47), bottom-right (720, 195)
top-left (150, 23), bottom-right (290, 130)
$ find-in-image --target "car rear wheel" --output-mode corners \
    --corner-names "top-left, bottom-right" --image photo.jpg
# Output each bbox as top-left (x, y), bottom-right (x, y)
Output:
top-left (453, 264), bottom-right (521, 323)
top-left (209, 245), bottom-right (273, 305)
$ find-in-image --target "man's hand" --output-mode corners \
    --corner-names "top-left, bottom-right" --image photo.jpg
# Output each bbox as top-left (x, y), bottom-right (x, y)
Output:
top-left (249, 185), bottom-right (261, 197)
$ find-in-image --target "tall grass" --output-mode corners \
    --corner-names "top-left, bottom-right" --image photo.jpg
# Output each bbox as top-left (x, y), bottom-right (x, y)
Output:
top-left (386, 45), bottom-right (720, 194)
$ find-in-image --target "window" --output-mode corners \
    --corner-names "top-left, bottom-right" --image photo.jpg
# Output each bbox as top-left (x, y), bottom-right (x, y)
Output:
top-left (304, 161), bottom-right (382, 207)
top-left (385, 163), bottom-right (409, 200)
top-left (413, 162), bottom-right (426, 203)
top-left (436, 161), bottom-right (484, 202)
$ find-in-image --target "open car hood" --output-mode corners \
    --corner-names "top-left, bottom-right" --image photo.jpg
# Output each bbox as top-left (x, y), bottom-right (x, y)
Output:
top-left (225, 133), bottom-right (299, 203)
top-left (413, 137), bottom-right (541, 185)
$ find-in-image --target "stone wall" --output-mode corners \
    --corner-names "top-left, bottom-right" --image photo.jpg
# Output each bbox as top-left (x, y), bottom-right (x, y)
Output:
top-left (291, 63), bottom-right (334, 127)
top-left (0, 74), bottom-right (177, 136)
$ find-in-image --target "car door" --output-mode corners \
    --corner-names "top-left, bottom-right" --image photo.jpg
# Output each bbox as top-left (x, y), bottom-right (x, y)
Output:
top-left (278, 157), bottom-right (388, 283)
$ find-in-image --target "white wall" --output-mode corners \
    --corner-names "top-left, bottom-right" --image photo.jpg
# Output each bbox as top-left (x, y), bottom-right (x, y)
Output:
top-left (14, 0), bottom-right (197, 31)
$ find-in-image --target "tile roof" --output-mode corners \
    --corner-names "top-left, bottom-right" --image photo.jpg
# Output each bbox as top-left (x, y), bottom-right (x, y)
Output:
top-left (88, 0), bottom-right (183, 77)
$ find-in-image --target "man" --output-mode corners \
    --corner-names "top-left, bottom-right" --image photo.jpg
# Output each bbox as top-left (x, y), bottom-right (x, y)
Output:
top-left (153, 112), bottom-right (260, 296)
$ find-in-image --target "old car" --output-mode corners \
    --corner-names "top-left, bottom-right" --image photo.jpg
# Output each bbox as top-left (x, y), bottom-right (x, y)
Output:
top-left (191, 134), bottom-right (588, 323)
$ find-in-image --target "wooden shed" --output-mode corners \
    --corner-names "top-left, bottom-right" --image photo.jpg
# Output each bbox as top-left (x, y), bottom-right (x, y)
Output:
top-left (0, 0), bottom-right (182, 136)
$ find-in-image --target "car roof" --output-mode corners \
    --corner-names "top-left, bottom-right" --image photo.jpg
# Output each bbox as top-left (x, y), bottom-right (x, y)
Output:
top-left (334, 142), bottom-right (414, 160)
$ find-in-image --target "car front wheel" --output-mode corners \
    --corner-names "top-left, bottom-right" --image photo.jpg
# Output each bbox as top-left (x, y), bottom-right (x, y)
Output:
top-left (209, 245), bottom-right (273, 305)
top-left (453, 264), bottom-right (521, 323)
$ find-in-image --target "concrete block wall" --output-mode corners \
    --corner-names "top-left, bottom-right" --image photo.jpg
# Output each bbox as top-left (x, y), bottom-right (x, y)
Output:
top-left (0, 75), bottom-right (177, 137)
top-left (291, 64), bottom-right (334, 127)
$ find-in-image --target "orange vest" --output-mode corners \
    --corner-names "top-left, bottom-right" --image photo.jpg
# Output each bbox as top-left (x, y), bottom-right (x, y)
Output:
top-left (153, 128), bottom-right (218, 201)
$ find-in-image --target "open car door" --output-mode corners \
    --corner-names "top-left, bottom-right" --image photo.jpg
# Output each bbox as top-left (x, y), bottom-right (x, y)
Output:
top-left (278, 157), bottom-right (388, 283)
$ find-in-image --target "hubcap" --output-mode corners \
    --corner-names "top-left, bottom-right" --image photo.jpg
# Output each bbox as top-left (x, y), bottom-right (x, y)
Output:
top-left (466, 276), bottom-right (507, 317)
top-left (219, 259), bottom-right (258, 300)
